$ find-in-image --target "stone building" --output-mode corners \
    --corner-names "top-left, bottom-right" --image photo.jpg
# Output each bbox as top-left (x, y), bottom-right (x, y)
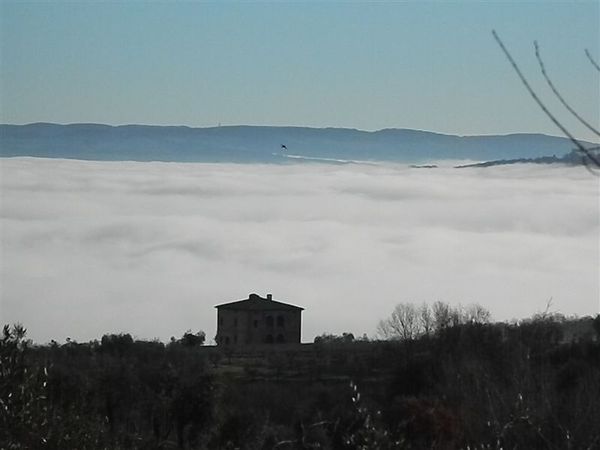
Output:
top-left (215, 293), bottom-right (303, 345)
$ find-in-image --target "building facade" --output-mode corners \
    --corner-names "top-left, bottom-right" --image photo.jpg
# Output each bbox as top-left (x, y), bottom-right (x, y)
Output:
top-left (215, 293), bottom-right (303, 345)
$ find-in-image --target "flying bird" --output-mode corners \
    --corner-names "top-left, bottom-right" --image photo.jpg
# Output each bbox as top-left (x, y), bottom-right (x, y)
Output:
top-left (280, 144), bottom-right (288, 151)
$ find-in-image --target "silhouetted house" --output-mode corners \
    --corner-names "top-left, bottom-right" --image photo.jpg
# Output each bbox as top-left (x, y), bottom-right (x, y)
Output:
top-left (215, 293), bottom-right (303, 345)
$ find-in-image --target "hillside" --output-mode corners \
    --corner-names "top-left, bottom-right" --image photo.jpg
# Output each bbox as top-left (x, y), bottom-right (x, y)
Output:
top-left (0, 123), bottom-right (587, 163)
top-left (3, 317), bottom-right (599, 449)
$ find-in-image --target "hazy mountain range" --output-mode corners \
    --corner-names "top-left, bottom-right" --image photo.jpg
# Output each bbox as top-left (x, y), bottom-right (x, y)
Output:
top-left (0, 123), bottom-right (587, 163)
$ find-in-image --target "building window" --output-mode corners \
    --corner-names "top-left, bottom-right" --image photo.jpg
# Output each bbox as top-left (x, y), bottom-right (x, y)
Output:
top-left (265, 334), bottom-right (274, 344)
top-left (234, 318), bottom-right (238, 327)
top-left (219, 317), bottom-right (223, 325)
top-left (277, 315), bottom-right (284, 327)
top-left (266, 316), bottom-right (274, 327)
top-left (234, 335), bottom-right (237, 343)
top-left (225, 336), bottom-right (230, 345)
top-left (253, 320), bottom-right (258, 328)
top-left (276, 334), bottom-right (285, 343)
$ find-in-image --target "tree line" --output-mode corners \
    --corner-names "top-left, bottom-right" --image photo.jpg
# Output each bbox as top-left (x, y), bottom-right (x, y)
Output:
top-left (2, 306), bottom-right (600, 449)
top-left (376, 301), bottom-right (491, 341)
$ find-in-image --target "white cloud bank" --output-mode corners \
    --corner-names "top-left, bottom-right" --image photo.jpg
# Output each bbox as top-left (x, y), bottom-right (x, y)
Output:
top-left (1, 158), bottom-right (598, 343)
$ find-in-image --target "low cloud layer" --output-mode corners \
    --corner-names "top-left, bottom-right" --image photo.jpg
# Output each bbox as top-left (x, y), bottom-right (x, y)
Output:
top-left (1, 158), bottom-right (598, 343)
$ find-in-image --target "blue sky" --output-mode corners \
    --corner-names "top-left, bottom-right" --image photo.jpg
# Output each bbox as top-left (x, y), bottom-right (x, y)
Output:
top-left (1, 1), bottom-right (598, 140)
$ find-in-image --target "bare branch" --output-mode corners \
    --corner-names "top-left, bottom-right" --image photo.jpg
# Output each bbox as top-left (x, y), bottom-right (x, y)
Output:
top-left (585, 49), bottom-right (600, 72)
top-left (581, 152), bottom-right (600, 176)
top-left (492, 30), bottom-right (600, 169)
top-left (535, 41), bottom-right (600, 138)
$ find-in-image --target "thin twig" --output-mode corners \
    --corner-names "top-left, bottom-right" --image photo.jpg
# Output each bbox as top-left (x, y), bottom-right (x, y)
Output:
top-left (585, 49), bottom-right (600, 72)
top-left (492, 30), bottom-right (600, 169)
top-left (535, 41), bottom-right (600, 137)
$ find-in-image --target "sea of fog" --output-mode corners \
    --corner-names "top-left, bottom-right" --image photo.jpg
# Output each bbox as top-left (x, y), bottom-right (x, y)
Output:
top-left (0, 157), bottom-right (598, 344)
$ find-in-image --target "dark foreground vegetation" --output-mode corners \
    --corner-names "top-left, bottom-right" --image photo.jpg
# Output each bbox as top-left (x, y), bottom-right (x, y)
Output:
top-left (2, 313), bottom-right (599, 449)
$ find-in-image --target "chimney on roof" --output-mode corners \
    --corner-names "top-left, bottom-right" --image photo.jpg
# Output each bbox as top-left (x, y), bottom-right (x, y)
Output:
top-left (266, 293), bottom-right (272, 301)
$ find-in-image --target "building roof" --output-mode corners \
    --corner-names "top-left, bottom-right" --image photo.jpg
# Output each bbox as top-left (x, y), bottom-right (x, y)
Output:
top-left (215, 293), bottom-right (304, 311)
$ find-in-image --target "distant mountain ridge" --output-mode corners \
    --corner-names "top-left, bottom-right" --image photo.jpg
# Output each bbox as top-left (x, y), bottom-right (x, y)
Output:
top-left (0, 123), bottom-right (588, 163)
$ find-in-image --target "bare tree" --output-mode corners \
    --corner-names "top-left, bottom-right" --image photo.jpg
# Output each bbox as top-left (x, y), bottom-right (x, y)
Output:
top-left (432, 301), bottom-right (452, 330)
top-left (465, 303), bottom-right (491, 324)
top-left (534, 42), bottom-right (600, 139)
top-left (377, 302), bottom-right (420, 340)
top-left (492, 31), bottom-right (600, 172)
top-left (419, 302), bottom-right (435, 336)
top-left (379, 301), bottom-right (491, 340)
